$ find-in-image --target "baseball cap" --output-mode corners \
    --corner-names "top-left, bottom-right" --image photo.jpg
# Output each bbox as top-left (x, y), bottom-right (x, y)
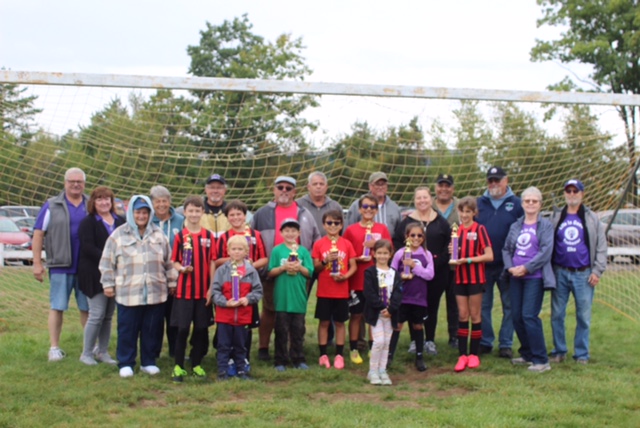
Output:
top-left (132, 198), bottom-right (151, 211)
top-left (563, 179), bottom-right (585, 192)
top-left (436, 173), bottom-right (454, 185)
top-left (205, 174), bottom-right (226, 185)
top-left (280, 218), bottom-right (300, 230)
top-left (486, 166), bottom-right (507, 180)
top-left (369, 171), bottom-right (388, 184)
top-left (275, 176), bottom-right (297, 187)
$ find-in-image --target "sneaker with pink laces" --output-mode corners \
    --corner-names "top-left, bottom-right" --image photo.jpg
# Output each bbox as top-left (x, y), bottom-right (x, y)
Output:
top-left (319, 354), bottom-right (331, 369)
top-left (333, 354), bottom-right (344, 369)
top-left (467, 354), bottom-right (480, 369)
top-left (454, 355), bottom-right (468, 372)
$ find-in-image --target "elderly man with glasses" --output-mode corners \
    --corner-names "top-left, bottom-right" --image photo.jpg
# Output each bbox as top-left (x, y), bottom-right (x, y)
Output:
top-left (345, 172), bottom-right (402, 235)
top-left (251, 176), bottom-right (320, 361)
top-left (549, 179), bottom-right (607, 365)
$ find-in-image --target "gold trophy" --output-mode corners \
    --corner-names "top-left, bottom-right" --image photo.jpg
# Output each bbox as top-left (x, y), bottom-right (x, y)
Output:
top-left (401, 237), bottom-right (413, 280)
top-left (449, 223), bottom-right (460, 265)
top-left (330, 237), bottom-right (340, 276)
top-left (288, 243), bottom-right (299, 276)
top-left (362, 222), bottom-right (373, 259)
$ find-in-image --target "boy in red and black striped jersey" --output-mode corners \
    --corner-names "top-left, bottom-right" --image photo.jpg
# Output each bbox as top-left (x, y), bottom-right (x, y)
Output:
top-left (449, 197), bottom-right (493, 373)
top-left (215, 199), bottom-right (267, 374)
top-left (170, 196), bottom-right (217, 382)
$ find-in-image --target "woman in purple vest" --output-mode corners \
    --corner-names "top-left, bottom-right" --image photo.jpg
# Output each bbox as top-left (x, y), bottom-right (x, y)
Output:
top-left (502, 186), bottom-right (555, 373)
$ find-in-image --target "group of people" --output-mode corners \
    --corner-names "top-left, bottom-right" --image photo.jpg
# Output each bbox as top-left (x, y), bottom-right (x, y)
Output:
top-left (33, 166), bottom-right (606, 384)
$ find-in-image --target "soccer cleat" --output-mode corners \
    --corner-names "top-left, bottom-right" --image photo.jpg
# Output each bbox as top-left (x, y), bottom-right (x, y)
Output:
top-left (192, 365), bottom-right (207, 379)
top-left (172, 365), bottom-right (188, 383)
top-left (407, 340), bottom-right (416, 354)
top-left (454, 355), bottom-right (469, 372)
top-left (319, 354), bottom-right (331, 369)
top-left (350, 349), bottom-right (363, 364)
top-left (367, 370), bottom-right (382, 385)
top-left (415, 356), bottom-right (427, 372)
top-left (333, 354), bottom-right (345, 370)
top-left (48, 347), bottom-right (66, 362)
top-left (119, 366), bottom-right (134, 378)
top-left (227, 359), bottom-right (237, 377)
top-left (467, 354), bottom-right (481, 369)
top-left (141, 365), bottom-right (160, 375)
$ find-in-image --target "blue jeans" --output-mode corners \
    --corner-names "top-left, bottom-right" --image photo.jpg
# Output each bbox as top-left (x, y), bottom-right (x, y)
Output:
top-left (551, 267), bottom-right (594, 361)
top-left (510, 277), bottom-right (548, 364)
top-left (480, 264), bottom-right (513, 349)
top-left (116, 303), bottom-right (164, 369)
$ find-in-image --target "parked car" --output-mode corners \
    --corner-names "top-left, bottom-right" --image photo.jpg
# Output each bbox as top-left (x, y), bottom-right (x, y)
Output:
top-left (598, 209), bottom-right (640, 264)
top-left (0, 216), bottom-right (32, 265)
top-left (0, 205), bottom-right (40, 220)
top-left (12, 216), bottom-right (36, 239)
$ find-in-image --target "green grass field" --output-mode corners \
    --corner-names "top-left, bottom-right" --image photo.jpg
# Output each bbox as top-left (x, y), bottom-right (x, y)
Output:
top-left (1, 268), bottom-right (639, 427)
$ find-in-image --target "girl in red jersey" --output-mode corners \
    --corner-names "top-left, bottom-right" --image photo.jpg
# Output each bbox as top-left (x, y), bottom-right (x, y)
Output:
top-left (449, 197), bottom-right (493, 372)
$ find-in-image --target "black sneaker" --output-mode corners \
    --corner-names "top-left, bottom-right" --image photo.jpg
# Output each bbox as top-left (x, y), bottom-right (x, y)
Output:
top-left (448, 337), bottom-right (459, 349)
top-left (257, 348), bottom-right (271, 361)
top-left (498, 348), bottom-right (513, 359)
top-left (415, 357), bottom-right (427, 372)
top-left (479, 345), bottom-right (493, 355)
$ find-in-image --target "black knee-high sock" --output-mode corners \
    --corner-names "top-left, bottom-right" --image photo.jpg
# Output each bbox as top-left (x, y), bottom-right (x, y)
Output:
top-left (412, 329), bottom-right (424, 358)
top-left (336, 345), bottom-right (344, 356)
top-left (470, 323), bottom-right (482, 356)
top-left (350, 340), bottom-right (358, 351)
top-left (319, 344), bottom-right (328, 356)
top-left (457, 321), bottom-right (469, 356)
top-left (388, 330), bottom-right (400, 361)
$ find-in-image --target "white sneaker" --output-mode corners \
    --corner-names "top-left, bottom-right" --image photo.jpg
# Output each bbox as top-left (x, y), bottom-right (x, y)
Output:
top-left (367, 370), bottom-right (382, 385)
top-left (407, 341), bottom-right (416, 354)
top-left (79, 354), bottom-right (98, 366)
top-left (119, 366), bottom-right (134, 378)
top-left (48, 347), bottom-right (66, 362)
top-left (425, 341), bottom-right (438, 356)
top-left (141, 365), bottom-right (160, 375)
top-left (378, 370), bottom-right (392, 386)
top-left (95, 353), bottom-right (117, 365)
top-left (528, 363), bottom-right (551, 373)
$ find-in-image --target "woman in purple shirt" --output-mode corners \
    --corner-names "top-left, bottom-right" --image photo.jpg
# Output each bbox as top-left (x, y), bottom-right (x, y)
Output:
top-left (502, 187), bottom-right (555, 373)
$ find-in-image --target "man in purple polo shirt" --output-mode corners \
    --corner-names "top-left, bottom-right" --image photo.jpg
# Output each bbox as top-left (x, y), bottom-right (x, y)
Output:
top-left (549, 179), bottom-right (607, 364)
top-left (32, 167), bottom-right (90, 361)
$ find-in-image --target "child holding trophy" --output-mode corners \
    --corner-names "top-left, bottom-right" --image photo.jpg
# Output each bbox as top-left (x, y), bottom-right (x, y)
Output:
top-left (389, 222), bottom-right (434, 372)
top-left (343, 194), bottom-right (392, 365)
top-left (312, 210), bottom-right (357, 370)
top-left (170, 196), bottom-right (216, 383)
top-left (209, 235), bottom-right (263, 380)
top-left (363, 239), bottom-right (403, 385)
top-left (448, 197), bottom-right (493, 372)
top-left (268, 218), bottom-right (314, 372)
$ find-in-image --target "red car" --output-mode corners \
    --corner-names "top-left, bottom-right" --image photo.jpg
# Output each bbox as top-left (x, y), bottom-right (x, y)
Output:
top-left (0, 216), bottom-right (31, 264)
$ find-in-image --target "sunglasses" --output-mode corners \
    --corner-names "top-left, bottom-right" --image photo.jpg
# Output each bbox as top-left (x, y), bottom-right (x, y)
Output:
top-left (409, 233), bottom-right (424, 238)
top-left (276, 185), bottom-right (294, 192)
top-left (564, 189), bottom-right (580, 194)
top-left (361, 204), bottom-right (378, 210)
top-left (325, 221), bottom-right (342, 226)
top-left (487, 178), bottom-right (502, 184)
top-left (523, 199), bottom-right (540, 204)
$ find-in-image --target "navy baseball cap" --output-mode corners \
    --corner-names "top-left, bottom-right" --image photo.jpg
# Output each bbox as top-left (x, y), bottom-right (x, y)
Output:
top-left (564, 179), bottom-right (585, 192)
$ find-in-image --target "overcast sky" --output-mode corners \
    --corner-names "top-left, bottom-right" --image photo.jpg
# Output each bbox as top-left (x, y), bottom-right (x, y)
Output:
top-left (0, 0), bottom-right (621, 141)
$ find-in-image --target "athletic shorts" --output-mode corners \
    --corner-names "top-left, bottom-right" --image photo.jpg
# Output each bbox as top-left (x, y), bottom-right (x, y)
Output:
top-left (398, 303), bottom-right (428, 325)
top-left (348, 291), bottom-right (365, 315)
top-left (315, 297), bottom-right (349, 323)
top-left (454, 283), bottom-right (485, 297)
top-left (49, 273), bottom-right (89, 312)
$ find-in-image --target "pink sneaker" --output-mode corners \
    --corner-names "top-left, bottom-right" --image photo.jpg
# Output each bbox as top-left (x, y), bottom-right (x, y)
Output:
top-left (319, 354), bottom-right (331, 369)
top-left (467, 354), bottom-right (480, 369)
top-left (454, 355), bottom-right (469, 372)
top-left (333, 354), bottom-right (344, 370)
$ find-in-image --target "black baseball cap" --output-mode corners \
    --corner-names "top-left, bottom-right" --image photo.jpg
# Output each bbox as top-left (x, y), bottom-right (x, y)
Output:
top-left (436, 174), bottom-right (454, 185)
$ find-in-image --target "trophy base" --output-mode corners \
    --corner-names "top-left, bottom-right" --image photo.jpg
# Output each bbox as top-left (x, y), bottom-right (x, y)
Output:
top-left (330, 273), bottom-right (340, 277)
top-left (448, 260), bottom-right (458, 265)
top-left (401, 274), bottom-right (413, 280)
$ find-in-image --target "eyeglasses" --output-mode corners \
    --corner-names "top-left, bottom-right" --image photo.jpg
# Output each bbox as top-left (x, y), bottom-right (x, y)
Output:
top-left (487, 178), bottom-right (502, 184)
top-left (564, 189), bottom-right (580, 194)
top-left (409, 233), bottom-right (424, 238)
top-left (361, 204), bottom-right (378, 210)
top-left (325, 221), bottom-right (342, 226)
top-left (523, 199), bottom-right (540, 204)
top-left (371, 181), bottom-right (388, 187)
top-left (276, 185), bottom-right (294, 192)
top-left (66, 180), bottom-right (85, 185)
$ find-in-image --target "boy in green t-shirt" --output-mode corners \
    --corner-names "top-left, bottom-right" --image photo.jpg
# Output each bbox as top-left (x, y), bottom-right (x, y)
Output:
top-left (267, 218), bottom-right (314, 371)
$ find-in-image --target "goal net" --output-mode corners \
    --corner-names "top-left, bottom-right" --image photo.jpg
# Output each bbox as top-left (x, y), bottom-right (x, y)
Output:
top-left (1, 72), bottom-right (639, 324)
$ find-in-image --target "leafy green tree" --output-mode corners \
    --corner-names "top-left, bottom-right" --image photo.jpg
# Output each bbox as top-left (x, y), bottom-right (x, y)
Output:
top-left (530, 0), bottom-right (640, 201)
